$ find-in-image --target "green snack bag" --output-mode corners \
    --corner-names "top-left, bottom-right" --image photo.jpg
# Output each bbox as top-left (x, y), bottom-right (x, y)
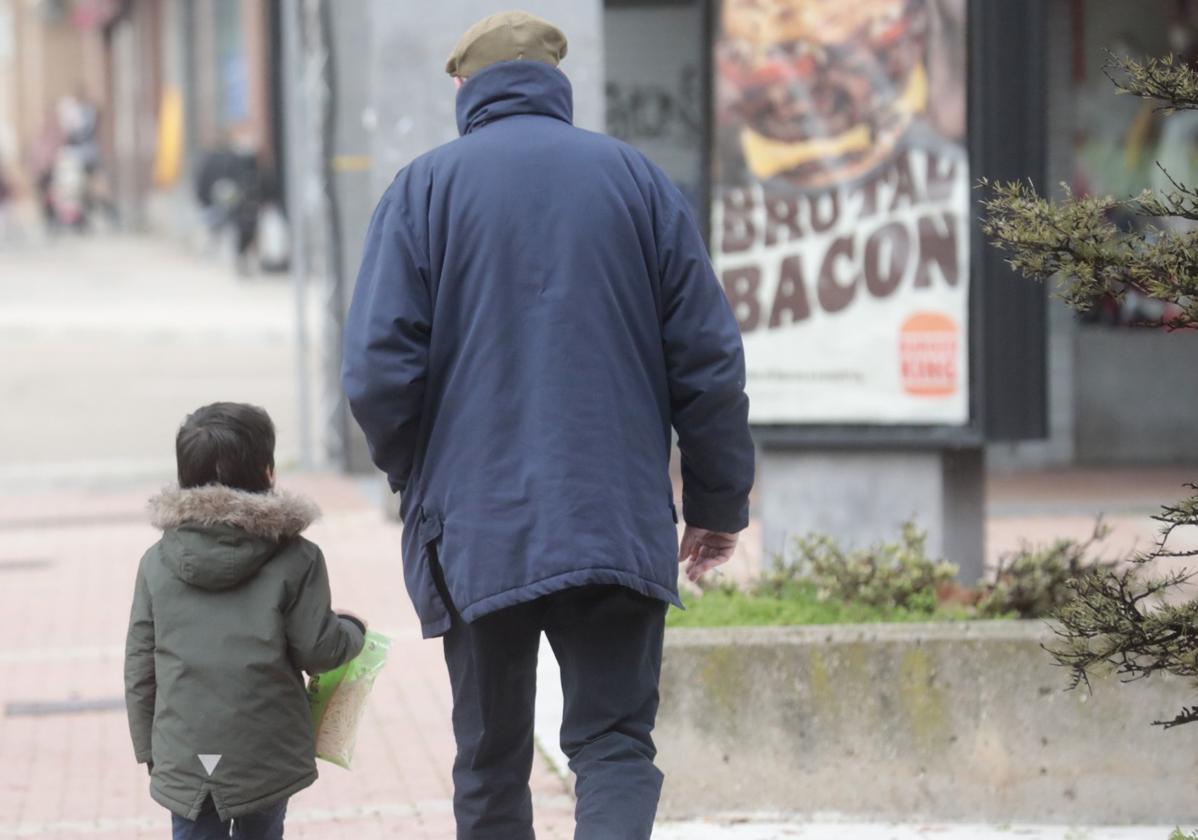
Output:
top-left (307, 629), bottom-right (392, 768)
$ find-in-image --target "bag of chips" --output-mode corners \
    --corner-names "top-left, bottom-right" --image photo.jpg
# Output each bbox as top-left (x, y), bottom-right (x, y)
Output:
top-left (307, 630), bottom-right (392, 768)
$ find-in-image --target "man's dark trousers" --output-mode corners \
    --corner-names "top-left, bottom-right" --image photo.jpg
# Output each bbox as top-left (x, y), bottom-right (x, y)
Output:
top-left (439, 575), bottom-right (667, 840)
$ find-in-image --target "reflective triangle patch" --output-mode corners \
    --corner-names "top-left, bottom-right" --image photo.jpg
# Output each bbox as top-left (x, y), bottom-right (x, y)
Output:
top-left (197, 754), bottom-right (222, 776)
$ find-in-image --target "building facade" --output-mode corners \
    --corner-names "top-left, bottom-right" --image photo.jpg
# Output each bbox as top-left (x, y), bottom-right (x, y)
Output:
top-left (0, 0), bottom-right (109, 194)
top-left (3, 0), bottom-right (1190, 476)
top-left (0, 0), bottom-right (283, 233)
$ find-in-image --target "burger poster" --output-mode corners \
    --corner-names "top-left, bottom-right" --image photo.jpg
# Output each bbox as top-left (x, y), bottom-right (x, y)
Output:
top-left (714, 0), bottom-right (970, 425)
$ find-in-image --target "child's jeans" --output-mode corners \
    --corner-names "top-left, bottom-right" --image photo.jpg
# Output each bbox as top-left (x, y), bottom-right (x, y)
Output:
top-left (170, 796), bottom-right (287, 840)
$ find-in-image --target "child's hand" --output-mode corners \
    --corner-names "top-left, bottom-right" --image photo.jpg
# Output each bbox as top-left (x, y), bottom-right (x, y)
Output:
top-left (337, 610), bottom-right (367, 633)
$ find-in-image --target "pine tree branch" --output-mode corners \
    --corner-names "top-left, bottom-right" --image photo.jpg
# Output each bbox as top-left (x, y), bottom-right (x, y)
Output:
top-left (978, 179), bottom-right (1198, 328)
top-left (1043, 488), bottom-right (1198, 727)
top-left (1154, 706), bottom-right (1198, 729)
top-left (986, 48), bottom-right (1198, 730)
top-left (1104, 51), bottom-right (1198, 111)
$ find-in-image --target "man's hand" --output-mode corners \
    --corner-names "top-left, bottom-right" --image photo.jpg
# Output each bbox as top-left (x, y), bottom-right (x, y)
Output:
top-left (678, 525), bottom-right (739, 582)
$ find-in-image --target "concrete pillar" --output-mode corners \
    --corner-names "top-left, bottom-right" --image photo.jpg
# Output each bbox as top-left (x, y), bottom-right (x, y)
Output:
top-left (110, 19), bottom-right (140, 228)
top-left (324, 2), bottom-right (375, 471)
top-left (758, 446), bottom-right (986, 582)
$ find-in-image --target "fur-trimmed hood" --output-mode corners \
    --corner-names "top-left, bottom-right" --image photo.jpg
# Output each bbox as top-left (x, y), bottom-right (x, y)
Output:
top-left (150, 485), bottom-right (320, 540)
top-left (148, 485), bottom-right (321, 591)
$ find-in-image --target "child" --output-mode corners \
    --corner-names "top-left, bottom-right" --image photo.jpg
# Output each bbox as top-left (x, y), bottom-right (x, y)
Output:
top-left (124, 402), bottom-right (366, 839)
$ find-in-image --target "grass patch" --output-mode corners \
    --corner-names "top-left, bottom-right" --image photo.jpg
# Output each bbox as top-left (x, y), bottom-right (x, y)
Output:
top-left (667, 580), bottom-right (976, 629)
top-left (665, 522), bottom-right (1112, 629)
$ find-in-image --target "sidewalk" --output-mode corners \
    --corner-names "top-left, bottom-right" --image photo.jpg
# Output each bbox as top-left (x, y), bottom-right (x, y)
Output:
top-left (0, 473), bottom-right (571, 839)
top-left (0, 234), bottom-right (304, 338)
top-left (0, 236), bottom-right (315, 485)
top-left (654, 823), bottom-right (1181, 839)
top-left (3, 470), bottom-right (1195, 839)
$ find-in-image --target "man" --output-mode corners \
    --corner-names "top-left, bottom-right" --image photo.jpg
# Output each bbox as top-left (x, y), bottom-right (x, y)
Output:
top-left (342, 11), bottom-right (754, 839)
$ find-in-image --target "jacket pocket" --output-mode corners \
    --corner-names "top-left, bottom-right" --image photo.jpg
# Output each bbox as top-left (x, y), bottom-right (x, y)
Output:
top-left (417, 505), bottom-right (443, 549)
top-left (411, 506), bottom-right (453, 636)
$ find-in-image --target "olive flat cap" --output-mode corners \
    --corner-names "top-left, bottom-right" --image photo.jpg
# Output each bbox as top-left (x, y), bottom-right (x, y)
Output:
top-left (445, 10), bottom-right (568, 78)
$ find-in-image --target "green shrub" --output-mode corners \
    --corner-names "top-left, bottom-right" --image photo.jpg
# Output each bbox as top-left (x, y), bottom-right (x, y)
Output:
top-left (669, 521), bottom-right (1120, 628)
top-left (1168, 829), bottom-right (1198, 840)
top-left (977, 521), bottom-right (1116, 619)
top-left (785, 521), bottom-right (957, 614)
top-left (670, 523), bottom-right (970, 628)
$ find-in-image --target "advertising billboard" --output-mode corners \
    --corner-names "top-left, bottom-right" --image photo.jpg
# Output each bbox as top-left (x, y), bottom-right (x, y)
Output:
top-left (714, 0), bottom-right (970, 425)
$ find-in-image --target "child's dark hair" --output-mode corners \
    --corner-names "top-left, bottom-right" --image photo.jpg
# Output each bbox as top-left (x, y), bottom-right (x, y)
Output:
top-left (176, 402), bottom-right (275, 493)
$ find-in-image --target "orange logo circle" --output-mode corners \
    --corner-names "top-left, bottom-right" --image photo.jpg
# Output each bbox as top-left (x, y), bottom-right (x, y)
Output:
top-left (900, 313), bottom-right (958, 397)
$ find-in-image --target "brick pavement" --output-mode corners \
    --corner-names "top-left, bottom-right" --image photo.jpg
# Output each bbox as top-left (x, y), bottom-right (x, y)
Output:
top-left (0, 473), bottom-right (574, 840)
top-left (987, 466), bottom-right (1198, 578)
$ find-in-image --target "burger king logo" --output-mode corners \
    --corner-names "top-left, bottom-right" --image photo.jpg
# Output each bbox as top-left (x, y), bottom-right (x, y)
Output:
top-left (899, 312), bottom-right (957, 397)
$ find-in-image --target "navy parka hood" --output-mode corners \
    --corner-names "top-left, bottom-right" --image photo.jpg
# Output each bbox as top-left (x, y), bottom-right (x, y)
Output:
top-left (344, 58), bottom-right (755, 638)
top-left (455, 60), bottom-right (574, 136)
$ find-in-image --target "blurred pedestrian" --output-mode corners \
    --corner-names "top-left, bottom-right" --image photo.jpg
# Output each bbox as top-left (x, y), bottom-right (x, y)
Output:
top-left (195, 129), bottom-right (264, 275)
top-left (58, 91), bottom-right (100, 172)
top-left (124, 402), bottom-right (367, 839)
top-left (51, 91), bottom-right (114, 231)
top-left (342, 11), bottom-right (754, 840)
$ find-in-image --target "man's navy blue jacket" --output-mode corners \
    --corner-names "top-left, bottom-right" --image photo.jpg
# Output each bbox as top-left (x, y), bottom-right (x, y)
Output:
top-left (342, 60), bottom-right (754, 638)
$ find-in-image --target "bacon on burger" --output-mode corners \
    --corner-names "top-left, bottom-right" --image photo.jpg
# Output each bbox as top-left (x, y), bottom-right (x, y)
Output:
top-left (718, 0), bottom-right (931, 190)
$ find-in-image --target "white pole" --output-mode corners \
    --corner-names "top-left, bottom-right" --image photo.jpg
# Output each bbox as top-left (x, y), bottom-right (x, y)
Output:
top-left (282, 0), bottom-right (313, 470)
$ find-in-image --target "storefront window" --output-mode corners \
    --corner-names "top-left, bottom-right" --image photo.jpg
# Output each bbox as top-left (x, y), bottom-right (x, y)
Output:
top-left (1071, 0), bottom-right (1198, 326)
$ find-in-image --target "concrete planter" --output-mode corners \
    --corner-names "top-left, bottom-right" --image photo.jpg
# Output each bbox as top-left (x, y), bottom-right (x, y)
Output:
top-left (654, 622), bottom-right (1198, 824)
